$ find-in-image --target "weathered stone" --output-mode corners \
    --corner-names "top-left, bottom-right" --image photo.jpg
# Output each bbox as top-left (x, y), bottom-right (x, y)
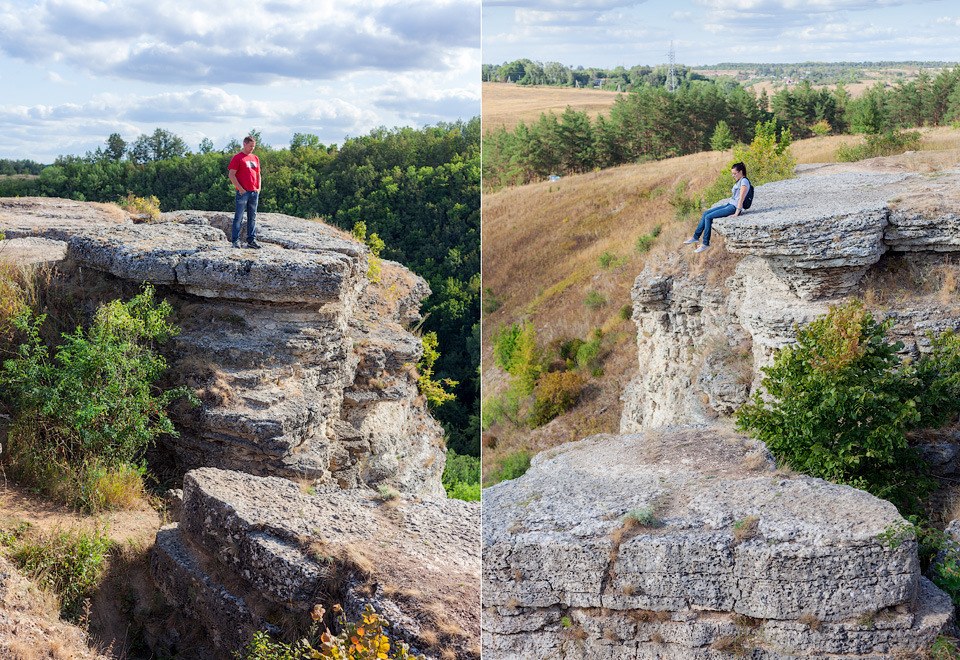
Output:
top-left (57, 213), bottom-right (446, 496)
top-left (68, 222), bottom-right (367, 306)
top-left (482, 430), bottom-right (953, 659)
top-left (153, 468), bottom-right (480, 659)
top-left (0, 196), bottom-right (130, 240)
top-left (621, 166), bottom-right (960, 434)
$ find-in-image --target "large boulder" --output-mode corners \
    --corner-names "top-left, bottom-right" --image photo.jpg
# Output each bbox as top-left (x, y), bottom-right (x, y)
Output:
top-left (152, 468), bottom-right (480, 659)
top-left (482, 430), bottom-right (954, 659)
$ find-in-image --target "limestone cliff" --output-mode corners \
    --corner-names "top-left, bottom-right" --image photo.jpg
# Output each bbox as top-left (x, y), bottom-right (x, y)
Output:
top-left (483, 164), bottom-right (960, 658)
top-left (0, 198), bottom-right (448, 496)
top-left (621, 166), bottom-right (960, 432)
top-left (65, 210), bottom-right (446, 497)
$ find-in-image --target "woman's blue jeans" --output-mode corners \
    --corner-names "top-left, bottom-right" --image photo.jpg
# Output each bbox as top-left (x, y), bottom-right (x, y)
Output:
top-left (693, 203), bottom-right (736, 246)
top-left (232, 191), bottom-right (259, 243)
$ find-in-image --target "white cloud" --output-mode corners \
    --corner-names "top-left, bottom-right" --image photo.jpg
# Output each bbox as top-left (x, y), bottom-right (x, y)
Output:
top-left (0, 0), bottom-right (480, 85)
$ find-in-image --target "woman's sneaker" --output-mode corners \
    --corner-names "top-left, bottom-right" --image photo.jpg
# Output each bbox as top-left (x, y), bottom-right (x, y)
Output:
top-left (695, 244), bottom-right (710, 253)
top-left (683, 238), bottom-right (698, 244)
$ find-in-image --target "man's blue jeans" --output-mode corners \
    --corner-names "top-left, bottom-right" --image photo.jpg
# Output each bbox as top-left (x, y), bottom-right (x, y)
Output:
top-left (232, 191), bottom-right (259, 243)
top-left (693, 203), bottom-right (736, 246)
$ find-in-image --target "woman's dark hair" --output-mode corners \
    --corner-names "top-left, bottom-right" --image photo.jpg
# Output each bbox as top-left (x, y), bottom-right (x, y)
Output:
top-left (732, 162), bottom-right (747, 176)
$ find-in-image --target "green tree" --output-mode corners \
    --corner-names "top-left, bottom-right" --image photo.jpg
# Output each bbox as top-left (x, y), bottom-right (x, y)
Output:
top-left (710, 120), bottom-right (734, 151)
top-left (105, 133), bottom-right (126, 161)
top-left (128, 128), bottom-right (190, 163)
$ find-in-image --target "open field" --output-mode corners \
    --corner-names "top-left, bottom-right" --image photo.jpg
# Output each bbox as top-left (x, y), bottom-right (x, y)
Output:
top-left (482, 82), bottom-right (621, 133)
top-left (694, 65), bottom-right (952, 101)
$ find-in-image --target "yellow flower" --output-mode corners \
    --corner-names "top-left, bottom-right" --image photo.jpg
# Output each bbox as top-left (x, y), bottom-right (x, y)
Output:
top-left (312, 604), bottom-right (326, 621)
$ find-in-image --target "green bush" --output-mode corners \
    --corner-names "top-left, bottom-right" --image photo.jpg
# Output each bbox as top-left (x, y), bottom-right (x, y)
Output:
top-left (442, 450), bottom-right (480, 501)
top-left (584, 290), bottom-right (607, 310)
top-left (669, 180), bottom-right (698, 220)
top-left (810, 120), bottom-right (832, 138)
top-left (736, 300), bottom-right (960, 513)
top-left (480, 387), bottom-right (524, 430)
top-left (576, 330), bottom-right (604, 377)
top-left (0, 285), bottom-right (195, 510)
top-left (529, 371), bottom-right (585, 427)
top-left (414, 331), bottom-right (457, 406)
top-left (482, 286), bottom-right (503, 315)
top-left (492, 321), bottom-right (542, 395)
top-left (3, 524), bottom-right (114, 619)
top-left (835, 130), bottom-right (922, 162)
top-left (598, 251), bottom-right (616, 269)
top-left (486, 450), bottom-right (532, 486)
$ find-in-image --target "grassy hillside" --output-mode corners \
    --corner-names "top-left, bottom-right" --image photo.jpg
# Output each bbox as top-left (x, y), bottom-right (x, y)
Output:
top-left (480, 127), bottom-right (960, 482)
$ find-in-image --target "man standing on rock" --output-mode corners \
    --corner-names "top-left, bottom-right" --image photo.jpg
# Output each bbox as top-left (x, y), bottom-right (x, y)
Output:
top-left (227, 136), bottom-right (262, 249)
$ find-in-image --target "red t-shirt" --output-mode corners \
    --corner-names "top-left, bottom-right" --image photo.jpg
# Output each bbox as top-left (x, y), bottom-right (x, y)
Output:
top-left (228, 152), bottom-right (260, 191)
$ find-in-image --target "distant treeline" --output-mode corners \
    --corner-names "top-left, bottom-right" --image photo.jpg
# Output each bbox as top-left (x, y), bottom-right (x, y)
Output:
top-left (0, 159), bottom-right (45, 175)
top-left (483, 69), bottom-right (960, 190)
top-left (482, 59), bottom-right (710, 90)
top-left (483, 59), bottom-right (960, 91)
top-left (0, 120), bottom-right (481, 456)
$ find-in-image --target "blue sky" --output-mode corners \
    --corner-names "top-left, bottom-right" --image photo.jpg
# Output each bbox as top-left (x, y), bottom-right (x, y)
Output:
top-left (0, 0), bottom-right (480, 163)
top-left (483, 0), bottom-right (960, 70)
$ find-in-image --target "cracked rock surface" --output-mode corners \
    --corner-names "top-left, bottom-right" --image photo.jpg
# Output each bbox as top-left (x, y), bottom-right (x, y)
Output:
top-left (482, 430), bottom-right (953, 659)
top-left (153, 468), bottom-right (480, 659)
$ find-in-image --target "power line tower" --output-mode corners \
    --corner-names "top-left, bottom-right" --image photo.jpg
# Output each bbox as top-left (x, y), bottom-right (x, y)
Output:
top-left (667, 41), bottom-right (678, 93)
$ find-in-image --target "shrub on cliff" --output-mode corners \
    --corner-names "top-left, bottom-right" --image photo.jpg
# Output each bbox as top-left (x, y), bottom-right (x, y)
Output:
top-left (239, 603), bottom-right (427, 660)
top-left (0, 285), bottom-right (195, 511)
top-left (736, 300), bottom-right (960, 513)
top-left (700, 119), bottom-right (795, 207)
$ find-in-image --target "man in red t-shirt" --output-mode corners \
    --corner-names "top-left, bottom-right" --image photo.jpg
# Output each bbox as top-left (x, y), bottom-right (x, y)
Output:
top-left (227, 136), bottom-right (262, 249)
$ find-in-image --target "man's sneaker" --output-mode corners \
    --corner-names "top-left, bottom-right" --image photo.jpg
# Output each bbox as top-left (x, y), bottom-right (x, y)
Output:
top-left (695, 244), bottom-right (710, 253)
top-left (231, 240), bottom-right (242, 249)
top-left (247, 239), bottom-right (262, 249)
top-left (683, 238), bottom-right (698, 244)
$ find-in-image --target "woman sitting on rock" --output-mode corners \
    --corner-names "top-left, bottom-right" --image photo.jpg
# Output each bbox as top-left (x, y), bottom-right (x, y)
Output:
top-left (684, 161), bottom-right (751, 253)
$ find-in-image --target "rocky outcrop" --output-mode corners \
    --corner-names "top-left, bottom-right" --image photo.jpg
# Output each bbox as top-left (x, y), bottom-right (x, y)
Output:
top-left (482, 429), bottom-right (954, 659)
top-left (0, 196), bottom-right (130, 241)
top-left (152, 468), bottom-right (480, 659)
top-left (621, 167), bottom-right (960, 433)
top-left (65, 211), bottom-right (446, 497)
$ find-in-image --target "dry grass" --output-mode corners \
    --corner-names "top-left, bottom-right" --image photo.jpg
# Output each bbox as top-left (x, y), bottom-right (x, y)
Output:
top-left (481, 147), bottom-right (729, 474)
top-left (859, 254), bottom-right (960, 308)
top-left (732, 516), bottom-right (760, 544)
top-left (742, 452), bottom-right (768, 472)
top-left (799, 613), bottom-right (821, 631)
top-left (482, 82), bottom-right (622, 133)
top-left (481, 126), bottom-right (960, 479)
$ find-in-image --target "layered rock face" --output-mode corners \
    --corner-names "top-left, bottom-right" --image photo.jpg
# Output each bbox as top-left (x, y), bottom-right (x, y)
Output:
top-left (66, 210), bottom-right (445, 497)
top-left (482, 430), bottom-right (953, 659)
top-left (622, 168), bottom-right (960, 432)
top-left (154, 468), bottom-right (480, 659)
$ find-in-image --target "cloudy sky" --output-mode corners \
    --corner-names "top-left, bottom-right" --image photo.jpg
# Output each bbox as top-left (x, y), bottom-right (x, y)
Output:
top-left (1, 0), bottom-right (480, 163)
top-left (483, 0), bottom-right (960, 70)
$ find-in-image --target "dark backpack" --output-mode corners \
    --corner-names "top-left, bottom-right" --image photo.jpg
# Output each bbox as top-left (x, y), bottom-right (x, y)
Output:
top-left (742, 180), bottom-right (754, 210)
